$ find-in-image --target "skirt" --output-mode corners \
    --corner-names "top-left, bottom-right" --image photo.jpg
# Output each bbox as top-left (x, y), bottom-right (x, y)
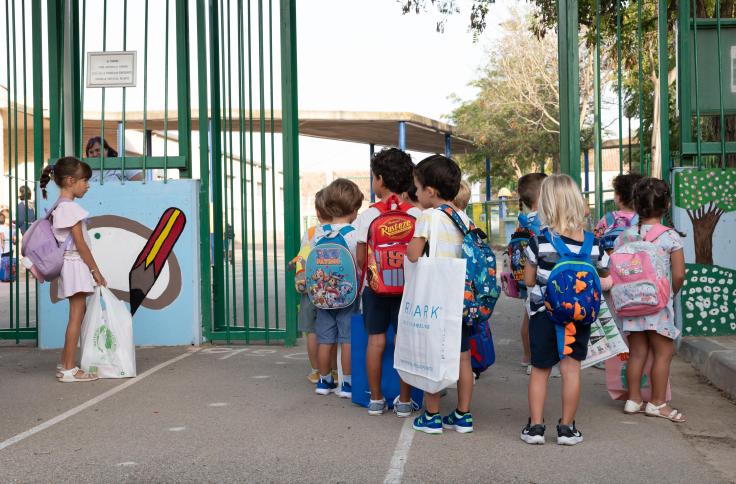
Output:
top-left (58, 252), bottom-right (95, 299)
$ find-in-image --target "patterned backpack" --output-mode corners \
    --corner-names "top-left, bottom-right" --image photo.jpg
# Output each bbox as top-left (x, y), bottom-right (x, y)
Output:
top-left (439, 205), bottom-right (499, 327)
top-left (292, 225), bottom-right (317, 293)
top-left (542, 229), bottom-right (601, 358)
top-left (599, 211), bottom-right (639, 253)
top-left (609, 224), bottom-right (671, 317)
top-left (364, 194), bottom-right (416, 296)
top-left (502, 212), bottom-right (542, 298)
top-left (305, 225), bottom-right (359, 310)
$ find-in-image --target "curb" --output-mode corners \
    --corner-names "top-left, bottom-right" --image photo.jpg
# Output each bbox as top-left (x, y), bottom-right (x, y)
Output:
top-left (678, 337), bottom-right (736, 400)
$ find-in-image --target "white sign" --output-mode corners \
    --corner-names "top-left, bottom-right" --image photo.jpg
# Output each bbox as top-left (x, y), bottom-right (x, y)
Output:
top-left (86, 51), bottom-right (137, 88)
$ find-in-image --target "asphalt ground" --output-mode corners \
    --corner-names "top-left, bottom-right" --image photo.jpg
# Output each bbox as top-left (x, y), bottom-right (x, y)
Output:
top-left (1, 294), bottom-right (736, 483)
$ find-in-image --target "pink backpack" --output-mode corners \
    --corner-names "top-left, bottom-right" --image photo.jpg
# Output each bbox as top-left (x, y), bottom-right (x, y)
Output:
top-left (609, 224), bottom-right (671, 317)
top-left (21, 200), bottom-right (73, 282)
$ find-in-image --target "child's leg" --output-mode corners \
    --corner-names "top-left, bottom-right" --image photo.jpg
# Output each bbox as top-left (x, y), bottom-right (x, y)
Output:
top-left (340, 343), bottom-right (351, 377)
top-left (456, 351), bottom-right (473, 413)
top-left (625, 332), bottom-right (649, 404)
top-left (366, 332), bottom-right (386, 400)
top-left (399, 379), bottom-right (412, 403)
top-left (424, 392), bottom-right (441, 414)
top-left (646, 331), bottom-right (675, 405)
top-left (528, 366), bottom-right (551, 423)
top-left (559, 357), bottom-right (582, 424)
top-left (318, 343), bottom-right (335, 377)
top-left (61, 293), bottom-right (87, 370)
top-left (307, 332), bottom-right (319, 370)
top-left (330, 344), bottom-right (338, 373)
top-left (521, 311), bottom-right (530, 363)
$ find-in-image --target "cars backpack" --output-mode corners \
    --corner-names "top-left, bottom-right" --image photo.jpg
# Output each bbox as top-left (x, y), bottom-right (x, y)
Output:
top-left (608, 224), bottom-right (671, 317)
top-left (542, 228), bottom-right (601, 358)
top-left (292, 225), bottom-right (318, 293)
top-left (439, 205), bottom-right (500, 327)
top-left (502, 212), bottom-right (542, 298)
top-left (305, 225), bottom-right (359, 310)
top-left (599, 211), bottom-right (639, 253)
top-left (21, 199), bottom-right (73, 283)
top-left (364, 194), bottom-right (416, 296)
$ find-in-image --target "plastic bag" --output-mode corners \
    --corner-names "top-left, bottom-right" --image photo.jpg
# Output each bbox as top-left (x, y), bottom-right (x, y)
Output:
top-left (80, 287), bottom-right (136, 378)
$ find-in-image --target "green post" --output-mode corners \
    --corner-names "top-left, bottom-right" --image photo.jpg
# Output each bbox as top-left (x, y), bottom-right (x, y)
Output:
top-left (47, 0), bottom-right (62, 159)
top-left (70, 0), bottom-right (81, 157)
top-left (594, 0), bottom-right (603, 219)
top-left (558, 0), bottom-right (580, 185)
top-left (658, 0), bottom-right (671, 180)
top-left (176, 0), bottom-right (193, 177)
top-left (678, 0), bottom-right (692, 162)
top-left (32, 0), bottom-right (44, 180)
top-left (280, 0), bottom-right (300, 346)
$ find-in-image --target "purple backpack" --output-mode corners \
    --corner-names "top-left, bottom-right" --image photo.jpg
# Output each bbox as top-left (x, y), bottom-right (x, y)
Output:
top-left (21, 200), bottom-right (72, 282)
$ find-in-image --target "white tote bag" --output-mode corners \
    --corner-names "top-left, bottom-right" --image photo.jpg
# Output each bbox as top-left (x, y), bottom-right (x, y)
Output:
top-left (394, 216), bottom-right (466, 393)
top-left (80, 287), bottom-right (137, 378)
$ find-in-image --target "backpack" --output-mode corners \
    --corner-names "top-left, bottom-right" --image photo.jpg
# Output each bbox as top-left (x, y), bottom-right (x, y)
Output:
top-left (469, 319), bottom-right (496, 374)
top-left (599, 211), bottom-right (638, 253)
top-left (608, 224), bottom-right (671, 317)
top-left (0, 255), bottom-right (17, 282)
top-left (364, 194), bottom-right (416, 296)
top-left (21, 200), bottom-right (73, 283)
top-left (305, 225), bottom-right (359, 310)
top-left (292, 225), bottom-right (317, 293)
top-left (438, 205), bottom-right (500, 327)
top-left (502, 213), bottom-right (541, 298)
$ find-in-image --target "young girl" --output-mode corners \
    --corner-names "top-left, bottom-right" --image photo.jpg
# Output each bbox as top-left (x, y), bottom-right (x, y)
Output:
top-left (594, 173), bottom-right (643, 252)
top-left (521, 174), bottom-right (607, 446)
top-left (620, 177), bottom-right (686, 422)
top-left (40, 157), bottom-right (107, 382)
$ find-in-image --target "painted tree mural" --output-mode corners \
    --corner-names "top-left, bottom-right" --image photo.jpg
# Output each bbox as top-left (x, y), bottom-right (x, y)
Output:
top-left (675, 169), bottom-right (736, 265)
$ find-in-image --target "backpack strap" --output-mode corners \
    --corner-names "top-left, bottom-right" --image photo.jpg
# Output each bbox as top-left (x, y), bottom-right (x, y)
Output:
top-left (643, 223), bottom-right (670, 243)
top-left (438, 204), bottom-right (474, 235)
top-left (371, 194), bottom-right (412, 214)
top-left (604, 211), bottom-right (615, 229)
top-left (337, 226), bottom-right (355, 237)
top-left (307, 225), bottom-right (317, 241)
top-left (518, 213), bottom-right (529, 229)
top-left (543, 228), bottom-right (594, 259)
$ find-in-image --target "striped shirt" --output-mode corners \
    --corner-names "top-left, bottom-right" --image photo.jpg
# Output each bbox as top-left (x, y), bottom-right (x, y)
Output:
top-left (525, 231), bottom-right (609, 316)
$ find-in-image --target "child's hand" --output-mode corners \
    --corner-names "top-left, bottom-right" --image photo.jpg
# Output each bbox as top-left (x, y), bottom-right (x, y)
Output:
top-left (93, 271), bottom-right (107, 287)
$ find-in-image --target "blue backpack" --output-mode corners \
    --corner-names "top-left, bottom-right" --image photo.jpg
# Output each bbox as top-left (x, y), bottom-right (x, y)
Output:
top-left (439, 205), bottom-right (500, 327)
top-left (506, 212), bottom-right (542, 284)
top-left (542, 228), bottom-right (602, 358)
top-left (468, 317), bottom-right (495, 373)
top-left (305, 225), bottom-right (358, 310)
top-left (599, 211), bottom-right (639, 252)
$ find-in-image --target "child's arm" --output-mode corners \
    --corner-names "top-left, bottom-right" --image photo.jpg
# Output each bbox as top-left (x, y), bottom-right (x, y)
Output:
top-left (70, 222), bottom-right (107, 287)
top-left (524, 261), bottom-right (537, 288)
top-left (671, 248), bottom-right (685, 294)
top-left (406, 236), bottom-right (426, 263)
top-left (356, 242), bottom-right (366, 269)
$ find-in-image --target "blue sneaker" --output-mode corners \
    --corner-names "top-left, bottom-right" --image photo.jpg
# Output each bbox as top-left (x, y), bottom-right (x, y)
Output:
top-left (337, 382), bottom-right (352, 399)
top-left (315, 377), bottom-right (337, 395)
top-left (412, 412), bottom-right (443, 434)
top-left (442, 411), bottom-right (474, 433)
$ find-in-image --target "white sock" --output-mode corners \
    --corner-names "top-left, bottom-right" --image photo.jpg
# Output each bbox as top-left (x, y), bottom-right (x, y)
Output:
top-left (343, 375), bottom-right (351, 385)
top-left (320, 373), bottom-right (333, 383)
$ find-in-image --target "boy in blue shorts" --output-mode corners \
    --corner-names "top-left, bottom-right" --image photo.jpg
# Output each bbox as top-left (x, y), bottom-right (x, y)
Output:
top-left (355, 148), bottom-right (420, 416)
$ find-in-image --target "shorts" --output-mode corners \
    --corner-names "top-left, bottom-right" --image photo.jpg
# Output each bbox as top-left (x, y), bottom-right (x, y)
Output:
top-left (460, 324), bottom-right (471, 353)
top-left (361, 287), bottom-right (401, 335)
top-left (529, 311), bottom-right (591, 369)
top-left (297, 293), bottom-right (317, 333)
top-left (315, 301), bottom-right (358, 345)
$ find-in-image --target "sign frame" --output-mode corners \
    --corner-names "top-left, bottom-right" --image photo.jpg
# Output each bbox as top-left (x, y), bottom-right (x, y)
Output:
top-left (86, 51), bottom-right (137, 88)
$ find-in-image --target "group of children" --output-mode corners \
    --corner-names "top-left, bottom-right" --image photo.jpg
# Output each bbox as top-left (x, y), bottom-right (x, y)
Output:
top-left (295, 147), bottom-right (687, 444)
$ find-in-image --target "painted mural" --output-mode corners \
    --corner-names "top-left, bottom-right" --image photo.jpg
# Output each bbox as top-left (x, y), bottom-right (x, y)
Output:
top-left (673, 168), bottom-right (736, 336)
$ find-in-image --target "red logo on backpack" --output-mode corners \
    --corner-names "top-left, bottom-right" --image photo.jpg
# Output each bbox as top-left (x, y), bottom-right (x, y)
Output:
top-left (364, 194), bottom-right (416, 296)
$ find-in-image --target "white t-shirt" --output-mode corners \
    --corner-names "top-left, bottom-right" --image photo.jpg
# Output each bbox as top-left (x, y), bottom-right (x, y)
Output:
top-left (1, 225), bottom-right (11, 254)
top-left (355, 204), bottom-right (423, 244)
top-left (311, 223), bottom-right (359, 259)
top-left (413, 207), bottom-right (472, 258)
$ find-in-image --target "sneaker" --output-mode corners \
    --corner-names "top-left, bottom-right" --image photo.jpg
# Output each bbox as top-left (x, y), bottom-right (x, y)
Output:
top-left (526, 364), bottom-right (532, 375)
top-left (368, 399), bottom-right (387, 416)
top-left (520, 418), bottom-right (546, 445)
top-left (551, 364), bottom-right (561, 378)
top-left (442, 411), bottom-right (474, 433)
top-left (337, 382), bottom-right (352, 399)
top-left (315, 377), bottom-right (337, 395)
top-left (307, 370), bottom-right (320, 384)
top-left (413, 412), bottom-right (443, 434)
top-left (556, 420), bottom-right (583, 445)
top-left (393, 396), bottom-right (419, 418)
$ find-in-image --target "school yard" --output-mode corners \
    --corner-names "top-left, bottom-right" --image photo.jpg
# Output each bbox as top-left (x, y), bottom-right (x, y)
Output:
top-left (1, 293), bottom-right (735, 484)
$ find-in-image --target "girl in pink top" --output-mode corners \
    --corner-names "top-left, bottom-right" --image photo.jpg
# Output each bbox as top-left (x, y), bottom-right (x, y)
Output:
top-left (40, 157), bottom-right (107, 383)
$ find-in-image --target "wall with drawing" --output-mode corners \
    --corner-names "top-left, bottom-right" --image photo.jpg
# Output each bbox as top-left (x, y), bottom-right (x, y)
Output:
top-left (38, 180), bottom-right (201, 349)
top-left (672, 168), bottom-right (736, 337)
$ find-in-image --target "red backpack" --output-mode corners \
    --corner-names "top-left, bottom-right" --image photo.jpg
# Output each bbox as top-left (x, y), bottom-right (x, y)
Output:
top-left (363, 195), bottom-right (416, 296)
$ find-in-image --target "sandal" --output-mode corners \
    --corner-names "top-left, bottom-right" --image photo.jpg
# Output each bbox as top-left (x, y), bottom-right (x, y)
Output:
top-left (57, 367), bottom-right (98, 383)
top-left (623, 400), bottom-right (645, 414)
top-left (55, 363), bottom-right (63, 379)
top-left (645, 402), bottom-right (686, 423)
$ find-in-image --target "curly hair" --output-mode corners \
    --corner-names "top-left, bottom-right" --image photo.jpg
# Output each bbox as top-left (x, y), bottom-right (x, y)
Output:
top-left (612, 173), bottom-right (644, 209)
top-left (371, 148), bottom-right (415, 195)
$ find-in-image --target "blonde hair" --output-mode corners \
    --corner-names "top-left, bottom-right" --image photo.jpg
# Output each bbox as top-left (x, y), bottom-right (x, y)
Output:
top-left (537, 174), bottom-right (586, 235)
top-left (453, 180), bottom-right (471, 210)
top-left (315, 178), bottom-right (364, 220)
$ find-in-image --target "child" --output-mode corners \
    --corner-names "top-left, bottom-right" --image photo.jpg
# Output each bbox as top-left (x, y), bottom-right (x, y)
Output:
top-left (0, 208), bottom-right (15, 282)
top-left (312, 178), bottom-right (364, 398)
top-left (355, 147), bottom-right (420, 416)
top-left (618, 177), bottom-right (686, 422)
top-left (520, 174), bottom-right (608, 445)
top-left (407, 154), bottom-right (474, 434)
top-left (594, 173), bottom-right (643, 252)
top-left (39, 157), bottom-right (107, 382)
top-left (515, 173), bottom-right (547, 375)
top-left (453, 180), bottom-right (471, 211)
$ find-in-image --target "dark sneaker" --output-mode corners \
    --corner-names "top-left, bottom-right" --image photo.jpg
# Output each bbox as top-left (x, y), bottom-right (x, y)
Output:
top-left (556, 420), bottom-right (583, 445)
top-left (392, 396), bottom-right (420, 418)
top-left (520, 418), bottom-right (546, 445)
top-left (442, 411), bottom-right (474, 433)
top-left (413, 412), bottom-right (443, 434)
top-left (336, 382), bottom-right (352, 399)
top-left (367, 399), bottom-right (387, 416)
top-left (315, 377), bottom-right (337, 395)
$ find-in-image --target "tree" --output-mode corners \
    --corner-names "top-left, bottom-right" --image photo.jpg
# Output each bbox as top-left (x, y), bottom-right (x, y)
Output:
top-left (674, 169), bottom-right (736, 265)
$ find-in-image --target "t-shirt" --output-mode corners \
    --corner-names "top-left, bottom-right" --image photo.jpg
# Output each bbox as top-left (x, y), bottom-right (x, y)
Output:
top-left (525, 231), bottom-right (609, 316)
top-left (0, 225), bottom-right (10, 254)
top-left (311, 223), bottom-right (359, 260)
top-left (354, 204), bottom-right (422, 244)
top-left (16, 201), bottom-right (36, 235)
top-left (51, 200), bottom-right (92, 252)
top-left (413, 207), bottom-right (471, 259)
top-left (89, 169), bottom-right (143, 183)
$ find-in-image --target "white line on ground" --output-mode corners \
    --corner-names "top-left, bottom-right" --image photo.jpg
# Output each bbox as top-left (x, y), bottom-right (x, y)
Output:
top-left (0, 349), bottom-right (197, 452)
top-left (384, 417), bottom-right (415, 484)
top-left (168, 427), bottom-right (187, 432)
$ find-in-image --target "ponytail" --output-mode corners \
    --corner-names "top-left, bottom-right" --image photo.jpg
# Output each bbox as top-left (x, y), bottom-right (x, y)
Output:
top-left (39, 164), bottom-right (55, 200)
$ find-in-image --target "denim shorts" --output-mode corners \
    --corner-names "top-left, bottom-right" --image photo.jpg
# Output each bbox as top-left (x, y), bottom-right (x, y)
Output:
top-left (298, 293), bottom-right (317, 333)
top-left (315, 300), bottom-right (358, 344)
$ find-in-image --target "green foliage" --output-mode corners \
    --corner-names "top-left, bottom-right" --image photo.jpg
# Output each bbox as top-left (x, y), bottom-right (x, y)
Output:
top-left (681, 264), bottom-right (736, 336)
top-left (675, 169), bottom-right (736, 211)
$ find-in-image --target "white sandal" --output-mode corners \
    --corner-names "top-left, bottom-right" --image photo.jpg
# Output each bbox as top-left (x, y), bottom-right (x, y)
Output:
top-left (57, 367), bottom-right (98, 383)
top-left (623, 400), bottom-right (645, 414)
top-left (645, 402), bottom-right (686, 423)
